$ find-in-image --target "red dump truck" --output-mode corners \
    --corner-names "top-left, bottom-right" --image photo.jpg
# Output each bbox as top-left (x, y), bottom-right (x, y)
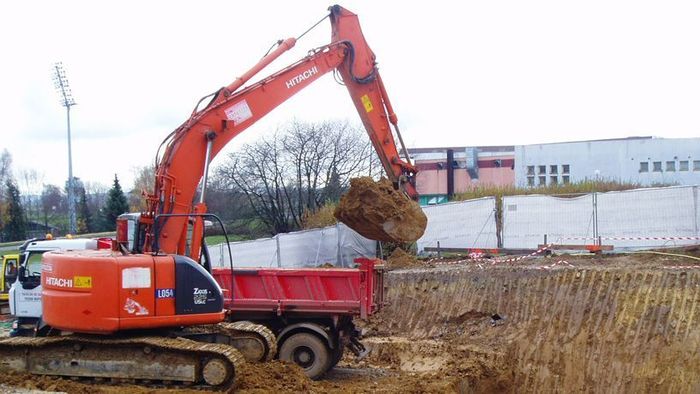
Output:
top-left (212, 257), bottom-right (384, 378)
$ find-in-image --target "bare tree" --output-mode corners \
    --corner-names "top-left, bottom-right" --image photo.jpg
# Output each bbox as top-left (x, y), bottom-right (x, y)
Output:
top-left (129, 165), bottom-right (155, 212)
top-left (282, 120), bottom-right (377, 216)
top-left (0, 149), bottom-right (12, 190)
top-left (84, 182), bottom-right (109, 231)
top-left (217, 131), bottom-right (294, 234)
top-left (40, 184), bottom-right (65, 234)
top-left (215, 120), bottom-right (379, 235)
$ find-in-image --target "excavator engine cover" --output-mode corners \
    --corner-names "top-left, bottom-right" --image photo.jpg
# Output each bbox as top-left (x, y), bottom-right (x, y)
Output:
top-left (42, 250), bottom-right (224, 334)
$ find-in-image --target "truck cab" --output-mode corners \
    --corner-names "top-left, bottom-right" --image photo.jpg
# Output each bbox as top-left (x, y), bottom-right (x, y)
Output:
top-left (9, 237), bottom-right (110, 335)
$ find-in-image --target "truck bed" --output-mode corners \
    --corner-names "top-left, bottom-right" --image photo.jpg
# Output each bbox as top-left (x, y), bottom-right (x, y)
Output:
top-left (212, 258), bottom-right (384, 319)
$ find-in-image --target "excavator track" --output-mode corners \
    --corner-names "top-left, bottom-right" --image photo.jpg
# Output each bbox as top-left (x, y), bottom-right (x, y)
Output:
top-left (0, 335), bottom-right (245, 389)
top-left (183, 321), bottom-right (277, 362)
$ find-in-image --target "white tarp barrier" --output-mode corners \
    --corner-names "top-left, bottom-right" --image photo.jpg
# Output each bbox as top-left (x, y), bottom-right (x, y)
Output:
top-left (597, 186), bottom-right (699, 249)
top-left (278, 226), bottom-right (339, 268)
top-left (337, 223), bottom-right (377, 267)
top-left (417, 197), bottom-right (498, 253)
top-left (210, 237), bottom-right (278, 268)
top-left (502, 194), bottom-right (594, 249)
top-left (209, 223), bottom-right (376, 268)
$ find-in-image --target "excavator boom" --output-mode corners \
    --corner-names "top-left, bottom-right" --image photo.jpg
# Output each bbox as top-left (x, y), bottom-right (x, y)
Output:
top-left (145, 5), bottom-right (417, 259)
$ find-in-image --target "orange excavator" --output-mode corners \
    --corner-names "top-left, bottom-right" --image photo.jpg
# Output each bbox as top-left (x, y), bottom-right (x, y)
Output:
top-left (0, 5), bottom-right (416, 389)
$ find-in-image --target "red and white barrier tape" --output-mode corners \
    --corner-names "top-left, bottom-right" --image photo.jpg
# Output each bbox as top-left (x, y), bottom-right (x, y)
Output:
top-left (426, 243), bottom-right (700, 270)
top-left (558, 236), bottom-right (700, 241)
top-left (431, 244), bottom-right (553, 267)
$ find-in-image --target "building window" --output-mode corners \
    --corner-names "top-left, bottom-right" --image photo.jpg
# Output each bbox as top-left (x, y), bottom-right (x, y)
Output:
top-left (550, 165), bottom-right (558, 174)
top-left (694, 160), bottom-right (700, 171)
top-left (527, 166), bottom-right (535, 175)
top-left (538, 165), bottom-right (546, 174)
top-left (639, 162), bottom-right (649, 173)
top-left (680, 161), bottom-right (689, 171)
top-left (550, 176), bottom-right (558, 184)
top-left (538, 176), bottom-right (546, 185)
top-left (562, 175), bottom-right (570, 184)
top-left (653, 161), bottom-right (662, 172)
top-left (666, 161), bottom-right (676, 172)
top-left (562, 164), bottom-right (570, 174)
top-left (527, 176), bottom-right (534, 186)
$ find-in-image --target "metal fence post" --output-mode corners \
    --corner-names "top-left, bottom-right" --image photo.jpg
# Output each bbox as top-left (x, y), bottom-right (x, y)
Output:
top-left (694, 186), bottom-right (699, 237)
top-left (275, 235), bottom-right (282, 268)
top-left (336, 223), bottom-right (343, 267)
top-left (592, 192), bottom-right (599, 245)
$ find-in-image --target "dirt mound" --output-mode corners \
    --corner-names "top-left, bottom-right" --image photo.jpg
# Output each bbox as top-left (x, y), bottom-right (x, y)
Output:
top-left (236, 361), bottom-right (312, 393)
top-left (0, 363), bottom-right (312, 394)
top-left (0, 371), bottom-right (145, 394)
top-left (334, 177), bottom-right (427, 243)
top-left (386, 248), bottom-right (420, 269)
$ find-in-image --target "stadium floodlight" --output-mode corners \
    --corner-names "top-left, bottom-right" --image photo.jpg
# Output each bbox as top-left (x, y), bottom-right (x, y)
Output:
top-left (52, 62), bottom-right (77, 235)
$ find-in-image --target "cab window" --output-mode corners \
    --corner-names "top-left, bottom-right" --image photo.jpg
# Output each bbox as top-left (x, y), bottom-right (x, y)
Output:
top-left (25, 252), bottom-right (44, 277)
top-left (4, 258), bottom-right (18, 276)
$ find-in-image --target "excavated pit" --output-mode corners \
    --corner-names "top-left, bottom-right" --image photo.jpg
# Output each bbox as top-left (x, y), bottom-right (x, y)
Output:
top-left (334, 177), bottom-right (427, 243)
top-left (358, 254), bottom-right (700, 393)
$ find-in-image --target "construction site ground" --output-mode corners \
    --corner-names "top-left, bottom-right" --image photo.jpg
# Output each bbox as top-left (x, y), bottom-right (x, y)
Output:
top-left (1, 250), bottom-right (699, 393)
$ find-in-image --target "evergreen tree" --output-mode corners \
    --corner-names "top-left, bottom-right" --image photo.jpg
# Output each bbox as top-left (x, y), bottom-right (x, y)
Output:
top-left (77, 186), bottom-right (93, 233)
top-left (101, 174), bottom-right (129, 231)
top-left (4, 180), bottom-right (27, 241)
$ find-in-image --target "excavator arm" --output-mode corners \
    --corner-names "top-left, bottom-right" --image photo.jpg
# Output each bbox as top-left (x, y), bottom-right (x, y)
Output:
top-left (144, 5), bottom-right (416, 259)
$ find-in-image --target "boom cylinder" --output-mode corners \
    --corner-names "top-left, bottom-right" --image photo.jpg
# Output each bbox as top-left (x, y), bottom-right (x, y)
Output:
top-left (225, 38), bottom-right (297, 94)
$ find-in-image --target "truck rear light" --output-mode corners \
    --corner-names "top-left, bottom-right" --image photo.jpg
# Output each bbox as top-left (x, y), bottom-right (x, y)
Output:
top-left (116, 217), bottom-right (129, 247)
top-left (96, 237), bottom-right (112, 249)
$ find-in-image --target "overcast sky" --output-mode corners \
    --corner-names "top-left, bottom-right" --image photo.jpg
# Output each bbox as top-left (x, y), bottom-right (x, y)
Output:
top-left (1, 0), bottom-right (699, 191)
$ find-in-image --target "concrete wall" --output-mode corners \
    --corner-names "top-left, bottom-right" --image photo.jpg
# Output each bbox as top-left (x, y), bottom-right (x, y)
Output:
top-left (515, 137), bottom-right (700, 187)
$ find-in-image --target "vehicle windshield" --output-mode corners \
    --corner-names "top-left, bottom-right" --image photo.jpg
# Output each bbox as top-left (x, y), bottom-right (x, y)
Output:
top-left (24, 252), bottom-right (44, 277)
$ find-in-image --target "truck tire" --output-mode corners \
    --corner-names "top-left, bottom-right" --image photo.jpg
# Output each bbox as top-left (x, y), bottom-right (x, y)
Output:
top-left (328, 344), bottom-right (344, 371)
top-left (278, 333), bottom-right (330, 380)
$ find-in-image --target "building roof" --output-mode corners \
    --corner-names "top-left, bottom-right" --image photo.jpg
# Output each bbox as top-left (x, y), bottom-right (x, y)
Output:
top-left (407, 145), bottom-right (515, 154)
top-left (406, 136), bottom-right (662, 154)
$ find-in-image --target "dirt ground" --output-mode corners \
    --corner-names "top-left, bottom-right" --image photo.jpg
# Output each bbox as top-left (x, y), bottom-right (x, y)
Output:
top-left (1, 251), bottom-right (699, 393)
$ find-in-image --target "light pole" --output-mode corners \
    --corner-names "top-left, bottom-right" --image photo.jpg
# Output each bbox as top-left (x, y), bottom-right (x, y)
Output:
top-left (52, 62), bottom-right (77, 235)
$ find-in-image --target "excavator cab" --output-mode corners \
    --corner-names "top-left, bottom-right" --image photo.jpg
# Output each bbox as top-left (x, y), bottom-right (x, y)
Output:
top-left (1, 254), bottom-right (19, 301)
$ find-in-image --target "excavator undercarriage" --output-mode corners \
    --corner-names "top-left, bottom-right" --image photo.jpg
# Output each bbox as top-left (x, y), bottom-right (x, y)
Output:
top-left (0, 322), bottom-right (276, 389)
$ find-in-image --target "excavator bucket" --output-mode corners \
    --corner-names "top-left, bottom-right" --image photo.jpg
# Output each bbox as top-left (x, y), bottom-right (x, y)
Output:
top-left (334, 177), bottom-right (427, 243)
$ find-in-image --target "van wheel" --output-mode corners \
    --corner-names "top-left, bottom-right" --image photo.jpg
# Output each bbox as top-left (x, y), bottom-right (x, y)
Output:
top-left (278, 333), bottom-right (330, 380)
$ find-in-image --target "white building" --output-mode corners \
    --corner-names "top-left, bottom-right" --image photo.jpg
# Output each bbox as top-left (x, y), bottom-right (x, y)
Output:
top-left (515, 137), bottom-right (700, 187)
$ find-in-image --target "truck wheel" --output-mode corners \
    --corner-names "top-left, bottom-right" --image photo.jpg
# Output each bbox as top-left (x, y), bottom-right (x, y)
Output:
top-left (328, 344), bottom-right (344, 370)
top-left (278, 333), bottom-right (330, 380)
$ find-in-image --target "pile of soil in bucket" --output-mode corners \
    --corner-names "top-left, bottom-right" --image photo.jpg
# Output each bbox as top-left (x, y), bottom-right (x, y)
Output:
top-left (334, 177), bottom-right (427, 243)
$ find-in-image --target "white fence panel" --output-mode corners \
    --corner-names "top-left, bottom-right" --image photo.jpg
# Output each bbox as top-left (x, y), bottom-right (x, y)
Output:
top-left (417, 197), bottom-right (498, 253)
top-left (502, 194), bottom-right (594, 248)
top-left (597, 186), bottom-right (699, 249)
